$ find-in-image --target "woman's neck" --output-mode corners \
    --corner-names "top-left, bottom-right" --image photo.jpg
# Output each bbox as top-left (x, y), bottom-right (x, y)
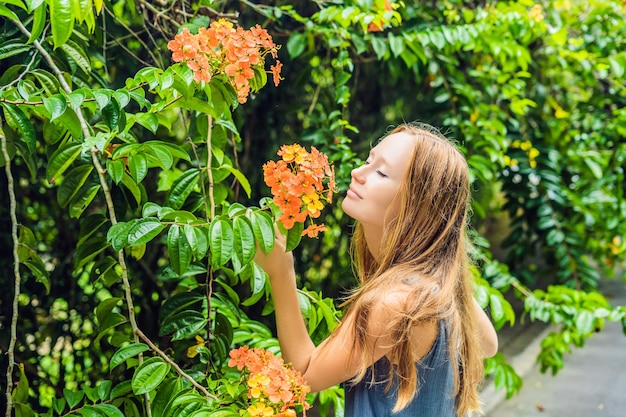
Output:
top-left (363, 224), bottom-right (384, 262)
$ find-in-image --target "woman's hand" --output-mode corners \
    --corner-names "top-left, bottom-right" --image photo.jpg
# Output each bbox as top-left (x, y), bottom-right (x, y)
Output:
top-left (253, 227), bottom-right (295, 280)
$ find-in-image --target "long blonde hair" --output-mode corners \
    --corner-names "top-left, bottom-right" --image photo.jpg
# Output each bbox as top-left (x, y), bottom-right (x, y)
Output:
top-left (343, 123), bottom-right (484, 415)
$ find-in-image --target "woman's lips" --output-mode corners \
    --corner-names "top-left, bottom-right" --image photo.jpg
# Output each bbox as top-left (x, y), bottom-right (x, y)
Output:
top-left (346, 186), bottom-right (362, 199)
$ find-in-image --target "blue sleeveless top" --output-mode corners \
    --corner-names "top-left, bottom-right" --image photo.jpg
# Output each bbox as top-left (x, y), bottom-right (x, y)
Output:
top-left (344, 320), bottom-right (457, 417)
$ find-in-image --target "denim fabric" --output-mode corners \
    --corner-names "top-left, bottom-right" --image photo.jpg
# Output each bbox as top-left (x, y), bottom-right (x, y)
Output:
top-left (344, 320), bottom-right (457, 417)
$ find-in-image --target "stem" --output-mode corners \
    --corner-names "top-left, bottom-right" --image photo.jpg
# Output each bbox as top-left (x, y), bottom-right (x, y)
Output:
top-left (135, 329), bottom-right (218, 400)
top-left (2, 119), bottom-right (21, 417)
top-left (205, 115), bottom-right (216, 350)
top-left (206, 115), bottom-right (216, 220)
top-left (90, 152), bottom-right (152, 414)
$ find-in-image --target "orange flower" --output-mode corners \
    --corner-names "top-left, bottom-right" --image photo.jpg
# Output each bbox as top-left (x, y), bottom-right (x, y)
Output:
top-left (167, 28), bottom-right (199, 62)
top-left (229, 346), bottom-right (311, 416)
top-left (167, 20), bottom-right (282, 103)
top-left (263, 145), bottom-right (336, 236)
top-left (271, 61), bottom-right (283, 86)
top-left (302, 224), bottom-right (327, 238)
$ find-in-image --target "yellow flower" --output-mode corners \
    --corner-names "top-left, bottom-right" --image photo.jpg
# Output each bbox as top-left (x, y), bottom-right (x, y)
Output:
top-left (247, 402), bottom-right (275, 417)
top-left (301, 193), bottom-right (324, 217)
top-left (186, 335), bottom-right (205, 358)
top-left (248, 373), bottom-right (271, 398)
top-left (278, 144), bottom-right (307, 164)
top-left (529, 4), bottom-right (544, 22)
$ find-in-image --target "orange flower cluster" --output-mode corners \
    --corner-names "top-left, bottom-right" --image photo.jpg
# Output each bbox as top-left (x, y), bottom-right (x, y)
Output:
top-left (367, 0), bottom-right (394, 32)
top-left (229, 346), bottom-right (311, 417)
top-left (167, 20), bottom-right (282, 103)
top-left (263, 144), bottom-right (336, 238)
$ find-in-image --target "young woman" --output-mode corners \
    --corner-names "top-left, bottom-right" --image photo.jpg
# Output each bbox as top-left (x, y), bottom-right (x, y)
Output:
top-left (254, 123), bottom-right (499, 416)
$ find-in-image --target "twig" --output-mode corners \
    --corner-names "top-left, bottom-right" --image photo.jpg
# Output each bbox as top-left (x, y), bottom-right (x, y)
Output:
top-left (135, 329), bottom-right (218, 400)
top-left (2, 117), bottom-right (21, 417)
top-left (103, 4), bottom-right (162, 67)
top-left (206, 115), bottom-right (216, 220)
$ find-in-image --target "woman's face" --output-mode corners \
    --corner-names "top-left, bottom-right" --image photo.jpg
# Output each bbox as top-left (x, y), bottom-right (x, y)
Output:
top-left (342, 131), bottom-right (416, 228)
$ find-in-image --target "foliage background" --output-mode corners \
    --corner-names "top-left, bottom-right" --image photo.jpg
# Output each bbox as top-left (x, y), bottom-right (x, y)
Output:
top-left (1, 0), bottom-right (626, 415)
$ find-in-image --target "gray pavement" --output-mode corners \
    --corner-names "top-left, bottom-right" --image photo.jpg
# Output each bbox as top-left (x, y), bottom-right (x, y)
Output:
top-left (483, 279), bottom-right (626, 417)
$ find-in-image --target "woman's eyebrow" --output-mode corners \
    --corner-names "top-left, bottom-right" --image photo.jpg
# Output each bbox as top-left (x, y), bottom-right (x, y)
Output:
top-left (369, 150), bottom-right (388, 165)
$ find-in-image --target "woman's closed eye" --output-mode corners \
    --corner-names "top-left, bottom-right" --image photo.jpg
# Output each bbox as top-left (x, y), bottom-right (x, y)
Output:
top-left (364, 160), bottom-right (388, 178)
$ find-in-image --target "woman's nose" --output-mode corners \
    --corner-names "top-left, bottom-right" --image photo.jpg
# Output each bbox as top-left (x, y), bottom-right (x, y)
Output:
top-left (351, 165), bottom-right (365, 183)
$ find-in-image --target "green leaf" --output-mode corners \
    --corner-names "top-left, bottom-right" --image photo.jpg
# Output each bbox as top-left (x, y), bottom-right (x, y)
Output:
top-left (96, 297), bottom-right (122, 324)
top-left (102, 98), bottom-right (122, 130)
top-left (120, 172), bottom-right (142, 206)
top-left (92, 89), bottom-right (112, 109)
top-left (11, 364), bottom-right (29, 403)
top-left (69, 180), bottom-right (100, 218)
top-left (575, 310), bottom-right (595, 335)
top-left (74, 235), bottom-right (109, 269)
top-left (52, 397), bottom-right (66, 415)
top-left (27, 5), bottom-right (48, 44)
top-left (233, 216), bottom-right (256, 266)
top-left (17, 225), bottom-right (37, 262)
top-left (92, 404), bottom-right (124, 417)
top-left (286, 32), bottom-right (307, 58)
top-left (107, 221), bottom-right (133, 252)
top-left (134, 112), bottom-right (159, 134)
top-left (60, 38), bottom-right (91, 74)
top-left (2, 0), bottom-right (26, 9)
top-left (284, 222), bottom-right (304, 252)
top-left (166, 169), bottom-right (200, 210)
top-left (107, 159), bottom-right (125, 184)
top-left (57, 165), bottom-right (93, 208)
top-left (31, 68), bottom-right (61, 95)
top-left (126, 218), bottom-right (166, 247)
top-left (209, 217), bottom-right (234, 267)
top-left (0, 4), bottom-right (19, 20)
top-left (168, 225), bottom-right (192, 276)
top-left (110, 343), bottom-right (150, 371)
top-left (68, 89), bottom-right (86, 110)
top-left (219, 165), bottom-right (251, 198)
top-left (50, 0), bottom-right (75, 48)
top-left (152, 378), bottom-right (183, 417)
top-left (132, 357), bottom-right (171, 395)
top-left (47, 142), bottom-right (82, 183)
top-left (109, 381), bottom-right (132, 400)
top-left (43, 94), bottom-right (68, 122)
top-left (97, 312), bottom-right (127, 335)
top-left (159, 310), bottom-right (207, 341)
top-left (128, 153), bottom-right (148, 183)
top-left (0, 40), bottom-right (32, 59)
top-left (23, 256), bottom-right (51, 294)
top-left (241, 263), bottom-right (267, 307)
top-left (90, 256), bottom-right (119, 285)
top-left (186, 224), bottom-right (208, 260)
top-left (159, 291), bottom-right (204, 322)
top-left (250, 210), bottom-right (275, 254)
top-left (1, 103), bottom-right (36, 155)
top-left (64, 389), bottom-right (84, 409)
top-left (77, 213), bottom-right (109, 246)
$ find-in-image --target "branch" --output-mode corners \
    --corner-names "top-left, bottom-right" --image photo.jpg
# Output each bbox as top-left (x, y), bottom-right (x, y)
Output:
top-left (135, 329), bottom-right (218, 400)
top-left (2, 116), bottom-right (21, 417)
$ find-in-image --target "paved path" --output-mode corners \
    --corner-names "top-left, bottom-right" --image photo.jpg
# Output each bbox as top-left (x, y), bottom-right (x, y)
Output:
top-left (485, 279), bottom-right (626, 417)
